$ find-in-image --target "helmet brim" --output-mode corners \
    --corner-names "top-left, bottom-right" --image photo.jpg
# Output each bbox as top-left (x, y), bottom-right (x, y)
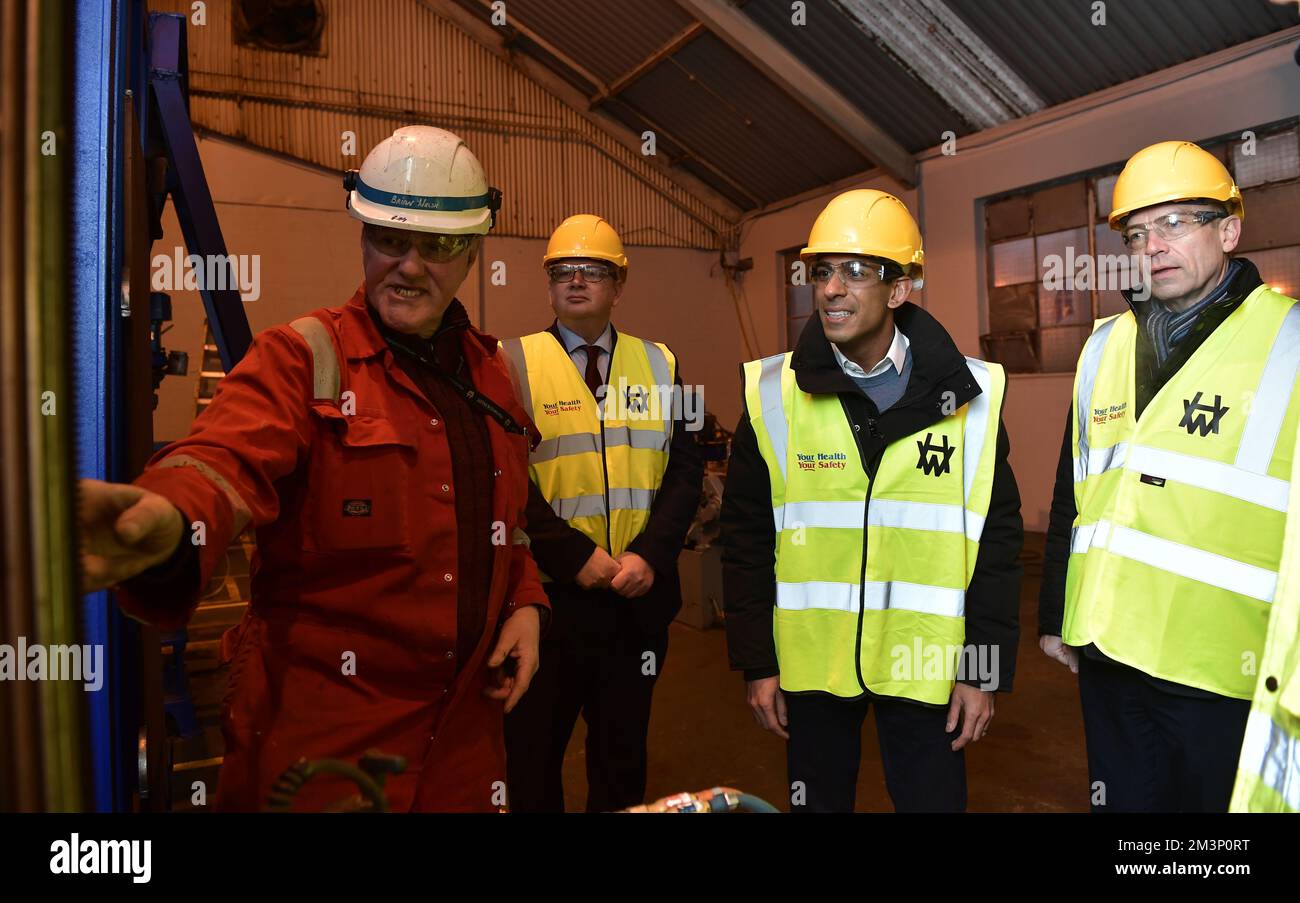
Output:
top-left (348, 192), bottom-right (492, 235)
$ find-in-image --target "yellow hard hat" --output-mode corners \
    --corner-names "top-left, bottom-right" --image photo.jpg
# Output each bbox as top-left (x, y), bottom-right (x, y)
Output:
top-left (1108, 140), bottom-right (1243, 230)
top-left (543, 214), bottom-right (628, 271)
top-left (801, 189), bottom-right (924, 286)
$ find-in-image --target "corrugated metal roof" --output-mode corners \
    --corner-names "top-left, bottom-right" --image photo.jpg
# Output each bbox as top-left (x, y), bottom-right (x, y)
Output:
top-left (147, 0), bottom-right (731, 248)
top-left (617, 31), bottom-right (871, 206)
top-left (468, 0), bottom-right (699, 88)
top-left (155, 0), bottom-right (1300, 220)
top-left (946, 0), bottom-right (1299, 108)
top-left (739, 0), bottom-right (977, 151)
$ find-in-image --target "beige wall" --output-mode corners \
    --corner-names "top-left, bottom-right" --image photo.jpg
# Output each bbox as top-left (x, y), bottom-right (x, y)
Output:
top-left (153, 135), bottom-right (741, 443)
top-left (738, 38), bottom-right (1300, 531)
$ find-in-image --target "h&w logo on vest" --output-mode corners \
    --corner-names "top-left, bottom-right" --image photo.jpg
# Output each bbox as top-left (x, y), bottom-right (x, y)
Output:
top-left (624, 384), bottom-right (649, 414)
top-left (1179, 391), bottom-right (1229, 437)
top-left (915, 433), bottom-right (955, 476)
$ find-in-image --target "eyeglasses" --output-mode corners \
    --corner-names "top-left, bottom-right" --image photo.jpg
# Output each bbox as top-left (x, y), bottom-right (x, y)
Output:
top-left (363, 225), bottom-right (478, 262)
top-left (810, 259), bottom-right (888, 285)
top-left (547, 263), bottom-right (615, 283)
top-left (1121, 211), bottom-right (1227, 249)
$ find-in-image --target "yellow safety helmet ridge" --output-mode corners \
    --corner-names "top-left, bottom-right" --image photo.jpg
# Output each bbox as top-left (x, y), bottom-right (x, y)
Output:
top-left (543, 214), bottom-right (629, 272)
top-left (800, 189), bottom-right (924, 287)
top-left (1108, 140), bottom-right (1243, 230)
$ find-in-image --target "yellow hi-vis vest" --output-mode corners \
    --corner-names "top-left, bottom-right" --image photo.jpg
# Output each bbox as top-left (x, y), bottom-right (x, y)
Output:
top-left (1231, 412), bottom-right (1300, 812)
top-left (744, 351), bottom-right (1006, 704)
top-left (1063, 285), bottom-right (1300, 699)
top-left (500, 330), bottom-right (675, 571)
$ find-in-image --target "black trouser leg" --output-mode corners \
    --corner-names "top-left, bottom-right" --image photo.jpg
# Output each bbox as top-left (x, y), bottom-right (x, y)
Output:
top-left (582, 619), bottom-right (669, 813)
top-left (873, 695), bottom-right (967, 812)
top-left (784, 692), bottom-right (870, 813)
top-left (1078, 655), bottom-right (1175, 812)
top-left (1149, 680), bottom-right (1251, 812)
top-left (503, 631), bottom-right (586, 813)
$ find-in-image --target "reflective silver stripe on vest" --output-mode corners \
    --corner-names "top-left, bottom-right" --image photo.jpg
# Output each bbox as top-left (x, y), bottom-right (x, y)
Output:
top-left (499, 337), bottom-right (532, 416)
top-left (609, 486), bottom-right (656, 511)
top-left (1070, 519), bottom-right (1277, 602)
top-left (775, 499), bottom-right (984, 543)
top-left (1074, 441), bottom-right (1288, 512)
top-left (757, 355), bottom-right (790, 483)
top-left (550, 488), bottom-right (656, 520)
top-left (531, 426), bottom-right (668, 464)
top-left (962, 358), bottom-right (993, 504)
top-left (1238, 708), bottom-right (1300, 812)
top-left (1074, 317), bottom-right (1121, 483)
top-left (642, 339), bottom-right (672, 397)
top-left (1075, 441), bottom-right (1129, 480)
top-left (776, 580), bottom-right (965, 617)
top-left (1126, 445), bottom-right (1289, 512)
top-left (551, 494), bottom-right (605, 519)
top-left (1236, 302), bottom-right (1300, 474)
top-left (607, 426), bottom-right (670, 452)
top-left (533, 432), bottom-right (601, 464)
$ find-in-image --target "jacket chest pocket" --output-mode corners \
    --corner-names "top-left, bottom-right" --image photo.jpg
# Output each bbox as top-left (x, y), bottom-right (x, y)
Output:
top-left (306, 411), bottom-right (416, 553)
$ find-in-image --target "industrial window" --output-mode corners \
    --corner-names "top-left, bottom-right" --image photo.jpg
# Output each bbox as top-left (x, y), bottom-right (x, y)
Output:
top-left (980, 120), bottom-right (1300, 374)
top-left (781, 246), bottom-right (813, 352)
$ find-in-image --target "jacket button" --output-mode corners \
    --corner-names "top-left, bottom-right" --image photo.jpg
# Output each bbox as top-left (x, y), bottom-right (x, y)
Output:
top-left (854, 423), bottom-right (861, 432)
top-left (444, 573), bottom-right (453, 582)
top-left (445, 651), bottom-right (454, 659)
top-left (1266, 676), bottom-right (1279, 692)
top-left (441, 483), bottom-right (450, 492)
top-left (494, 469), bottom-right (502, 477)
top-left (429, 418), bottom-right (439, 427)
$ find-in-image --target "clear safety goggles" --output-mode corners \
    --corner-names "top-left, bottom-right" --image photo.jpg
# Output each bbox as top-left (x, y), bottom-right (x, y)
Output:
top-left (1121, 210), bottom-right (1227, 249)
top-left (810, 259), bottom-right (890, 285)
top-left (363, 224), bottom-right (479, 263)
top-left (546, 263), bottom-right (616, 284)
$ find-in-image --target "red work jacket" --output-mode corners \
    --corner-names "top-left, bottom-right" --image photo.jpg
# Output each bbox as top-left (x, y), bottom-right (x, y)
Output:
top-left (118, 287), bottom-right (547, 812)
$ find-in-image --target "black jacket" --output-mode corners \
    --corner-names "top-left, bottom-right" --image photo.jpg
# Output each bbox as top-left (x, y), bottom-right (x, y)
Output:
top-left (521, 322), bottom-right (704, 637)
top-left (1038, 258), bottom-right (1265, 697)
top-left (721, 302), bottom-right (1024, 696)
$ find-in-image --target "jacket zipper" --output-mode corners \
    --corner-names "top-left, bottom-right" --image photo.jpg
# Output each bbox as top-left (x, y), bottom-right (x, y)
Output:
top-left (598, 391), bottom-right (613, 552)
top-left (854, 416), bottom-right (885, 693)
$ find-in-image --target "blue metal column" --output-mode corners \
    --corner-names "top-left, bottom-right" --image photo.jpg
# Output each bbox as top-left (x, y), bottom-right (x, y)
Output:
top-left (70, 0), bottom-right (131, 812)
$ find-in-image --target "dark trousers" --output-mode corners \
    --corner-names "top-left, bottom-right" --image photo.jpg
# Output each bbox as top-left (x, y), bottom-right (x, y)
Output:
top-left (784, 691), bottom-right (966, 812)
top-left (1078, 655), bottom-right (1251, 812)
top-left (504, 598), bottom-right (669, 813)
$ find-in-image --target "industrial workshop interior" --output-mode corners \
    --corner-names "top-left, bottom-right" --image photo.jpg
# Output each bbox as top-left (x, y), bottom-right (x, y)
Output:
top-left (4, 0), bottom-right (1300, 861)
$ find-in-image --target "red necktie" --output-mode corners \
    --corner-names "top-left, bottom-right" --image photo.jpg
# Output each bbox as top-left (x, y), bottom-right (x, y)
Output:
top-left (582, 345), bottom-right (604, 398)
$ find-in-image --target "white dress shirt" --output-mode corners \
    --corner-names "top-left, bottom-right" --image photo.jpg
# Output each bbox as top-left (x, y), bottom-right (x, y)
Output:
top-left (555, 320), bottom-right (614, 384)
top-left (831, 326), bottom-right (910, 379)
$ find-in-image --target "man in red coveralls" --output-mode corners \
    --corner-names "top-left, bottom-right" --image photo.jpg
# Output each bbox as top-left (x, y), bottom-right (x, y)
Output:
top-left (78, 126), bottom-right (549, 812)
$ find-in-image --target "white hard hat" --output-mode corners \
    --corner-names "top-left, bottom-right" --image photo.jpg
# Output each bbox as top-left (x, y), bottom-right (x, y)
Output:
top-left (344, 126), bottom-right (501, 234)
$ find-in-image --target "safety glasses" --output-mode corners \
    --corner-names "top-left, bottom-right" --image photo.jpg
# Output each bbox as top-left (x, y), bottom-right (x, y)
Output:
top-left (546, 263), bottom-right (616, 284)
top-left (363, 224), bottom-right (479, 263)
top-left (1121, 210), bottom-right (1228, 250)
top-left (810, 259), bottom-right (888, 285)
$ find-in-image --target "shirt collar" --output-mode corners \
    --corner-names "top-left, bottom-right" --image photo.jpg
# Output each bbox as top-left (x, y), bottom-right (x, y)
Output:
top-left (555, 319), bottom-right (614, 355)
top-left (832, 326), bottom-right (909, 379)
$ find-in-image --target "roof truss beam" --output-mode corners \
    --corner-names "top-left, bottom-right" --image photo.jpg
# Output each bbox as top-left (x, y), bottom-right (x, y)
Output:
top-left (676, 0), bottom-right (917, 186)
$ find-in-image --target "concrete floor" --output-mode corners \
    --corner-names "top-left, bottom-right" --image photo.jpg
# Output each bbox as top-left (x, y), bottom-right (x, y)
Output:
top-left (561, 532), bottom-right (1090, 812)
